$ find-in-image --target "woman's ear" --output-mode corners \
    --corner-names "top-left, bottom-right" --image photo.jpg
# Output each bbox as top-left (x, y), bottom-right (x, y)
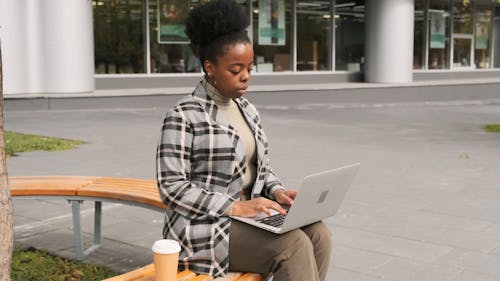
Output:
top-left (204, 60), bottom-right (214, 77)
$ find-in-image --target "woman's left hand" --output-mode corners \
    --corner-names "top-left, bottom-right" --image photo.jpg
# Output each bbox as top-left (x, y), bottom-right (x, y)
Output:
top-left (273, 189), bottom-right (297, 206)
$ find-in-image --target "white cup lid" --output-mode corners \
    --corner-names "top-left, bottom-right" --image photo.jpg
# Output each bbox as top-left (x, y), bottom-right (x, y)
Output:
top-left (152, 239), bottom-right (181, 254)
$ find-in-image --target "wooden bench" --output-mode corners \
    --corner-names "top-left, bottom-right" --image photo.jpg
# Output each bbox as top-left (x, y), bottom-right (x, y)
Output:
top-left (10, 176), bottom-right (163, 260)
top-left (10, 176), bottom-right (265, 281)
top-left (102, 264), bottom-right (264, 281)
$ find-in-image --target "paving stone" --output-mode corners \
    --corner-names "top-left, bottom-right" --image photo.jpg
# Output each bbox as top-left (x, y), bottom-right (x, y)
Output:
top-left (327, 266), bottom-right (386, 281)
top-left (14, 218), bottom-right (71, 241)
top-left (100, 219), bottom-right (162, 245)
top-left (12, 214), bottom-right (38, 227)
top-left (452, 270), bottom-right (500, 281)
top-left (327, 211), bottom-right (377, 229)
top-left (375, 208), bottom-right (492, 232)
top-left (84, 241), bottom-right (153, 273)
top-left (15, 229), bottom-right (76, 253)
top-left (331, 227), bottom-right (387, 250)
top-left (103, 204), bottom-right (164, 225)
top-left (371, 236), bottom-right (453, 263)
top-left (331, 245), bottom-right (392, 274)
top-left (490, 246), bottom-right (500, 256)
top-left (369, 258), bottom-right (463, 281)
top-left (436, 249), bottom-right (500, 277)
top-left (345, 188), bottom-right (431, 210)
top-left (351, 214), bottom-right (448, 242)
top-left (12, 198), bottom-right (73, 220)
top-left (482, 222), bottom-right (500, 236)
top-left (334, 227), bottom-right (453, 263)
top-left (55, 239), bottom-right (153, 274)
top-left (423, 194), bottom-right (500, 223)
top-left (433, 229), bottom-right (500, 253)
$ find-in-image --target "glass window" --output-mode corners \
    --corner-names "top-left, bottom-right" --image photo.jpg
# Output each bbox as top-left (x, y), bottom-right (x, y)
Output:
top-left (453, 0), bottom-right (473, 34)
top-left (252, 0), bottom-right (292, 72)
top-left (474, 0), bottom-right (493, 69)
top-left (94, 0), bottom-right (145, 74)
top-left (149, 0), bottom-right (203, 73)
top-left (495, 3), bottom-right (500, 68)
top-left (335, 0), bottom-right (365, 71)
top-left (451, 0), bottom-right (474, 68)
top-left (296, 1), bottom-right (333, 71)
top-left (414, 0), bottom-right (425, 69)
top-left (428, 0), bottom-right (451, 69)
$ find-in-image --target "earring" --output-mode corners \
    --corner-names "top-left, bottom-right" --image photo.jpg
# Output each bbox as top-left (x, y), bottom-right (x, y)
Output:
top-left (207, 73), bottom-right (216, 85)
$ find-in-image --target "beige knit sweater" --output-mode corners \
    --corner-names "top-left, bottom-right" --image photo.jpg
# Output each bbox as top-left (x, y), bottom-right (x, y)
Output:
top-left (203, 80), bottom-right (257, 199)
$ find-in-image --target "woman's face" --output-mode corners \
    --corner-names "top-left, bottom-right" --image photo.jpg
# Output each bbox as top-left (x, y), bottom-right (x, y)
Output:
top-left (205, 42), bottom-right (254, 99)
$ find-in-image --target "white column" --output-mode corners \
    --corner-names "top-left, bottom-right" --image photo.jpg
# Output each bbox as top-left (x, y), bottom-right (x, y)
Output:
top-left (0, 0), bottom-right (31, 94)
top-left (43, 0), bottom-right (95, 93)
top-left (1, 0), bottom-right (95, 95)
top-left (365, 0), bottom-right (414, 83)
top-left (25, 0), bottom-right (45, 93)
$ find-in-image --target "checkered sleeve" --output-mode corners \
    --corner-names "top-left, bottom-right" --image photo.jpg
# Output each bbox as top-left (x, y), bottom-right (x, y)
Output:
top-left (260, 157), bottom-right (286, 200)
top-left (156, 108), bottom-right (235, 220)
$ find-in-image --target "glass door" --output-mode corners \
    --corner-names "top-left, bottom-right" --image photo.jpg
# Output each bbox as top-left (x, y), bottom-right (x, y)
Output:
top-left (452, 34), bottom-right (473, 67)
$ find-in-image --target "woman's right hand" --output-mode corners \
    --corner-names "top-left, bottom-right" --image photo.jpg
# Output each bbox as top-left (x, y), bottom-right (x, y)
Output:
top-left (230, 197), bottom-right (287, 217)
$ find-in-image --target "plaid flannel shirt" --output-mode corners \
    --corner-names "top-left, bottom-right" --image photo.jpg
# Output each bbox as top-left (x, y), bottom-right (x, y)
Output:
top-left (156, 81), bottom-right (285, 277)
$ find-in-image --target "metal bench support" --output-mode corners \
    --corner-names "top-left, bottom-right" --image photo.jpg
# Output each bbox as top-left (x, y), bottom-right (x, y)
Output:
top-left (70, 200), bottom-right (102, 260)
top-left (14, 194), bottom-right (163, 261)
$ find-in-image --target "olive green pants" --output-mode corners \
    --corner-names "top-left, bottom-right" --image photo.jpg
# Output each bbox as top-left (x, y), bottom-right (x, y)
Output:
top-left (228, 220), bottom-right (332, 281)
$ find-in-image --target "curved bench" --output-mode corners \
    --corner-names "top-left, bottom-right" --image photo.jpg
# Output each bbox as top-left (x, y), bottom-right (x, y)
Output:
top-left (10, 176), bottom-right (162, 260)
top-left (102, 264), bottom-right (264, 281)
top-left (10, 176), bottom-right (265, 281)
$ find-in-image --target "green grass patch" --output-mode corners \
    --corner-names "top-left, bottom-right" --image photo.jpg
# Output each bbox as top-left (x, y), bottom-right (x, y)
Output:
top-left (483, 124), bottom-right (500, 133)
top-left (11, 246), bottom-right (116, 281)
top-left (4, 131), bottom-right (86, 157)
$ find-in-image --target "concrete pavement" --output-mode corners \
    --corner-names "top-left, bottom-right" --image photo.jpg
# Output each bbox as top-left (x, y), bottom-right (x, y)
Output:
top-left (5, 87), bottom-right (500, 280)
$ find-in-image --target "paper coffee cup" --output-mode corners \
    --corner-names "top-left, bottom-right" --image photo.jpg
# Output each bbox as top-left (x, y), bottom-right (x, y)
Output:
top-left (152, 239), bottom-right (181, 281)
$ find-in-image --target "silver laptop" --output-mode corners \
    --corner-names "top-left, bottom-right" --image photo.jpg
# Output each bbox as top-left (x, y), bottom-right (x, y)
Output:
top-left (231, 163), bottom-right (360, 234)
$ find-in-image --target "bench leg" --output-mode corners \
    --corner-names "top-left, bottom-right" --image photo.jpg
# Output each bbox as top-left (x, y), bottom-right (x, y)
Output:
top-left (94, 201), bottom-right (102, 246)
top-left (70, 200), bottom-right (102, 260)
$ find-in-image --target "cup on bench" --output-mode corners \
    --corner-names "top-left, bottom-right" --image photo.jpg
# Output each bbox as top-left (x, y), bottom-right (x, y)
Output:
top-left (152, 239), bottom-right (181, 281)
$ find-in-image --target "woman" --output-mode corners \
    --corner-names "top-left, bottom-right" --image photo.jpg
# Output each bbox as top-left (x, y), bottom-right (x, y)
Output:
top-left (156, 0), bottom-right (332, 280)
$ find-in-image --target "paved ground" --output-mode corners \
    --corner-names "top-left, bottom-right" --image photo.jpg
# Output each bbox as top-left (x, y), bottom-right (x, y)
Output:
top-left (5, 87), bottom-right (500, 280)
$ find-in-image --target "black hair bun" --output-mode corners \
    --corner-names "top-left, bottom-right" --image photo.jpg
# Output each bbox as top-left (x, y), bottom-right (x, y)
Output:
top-left (185, 0), bottom-right (250, 47)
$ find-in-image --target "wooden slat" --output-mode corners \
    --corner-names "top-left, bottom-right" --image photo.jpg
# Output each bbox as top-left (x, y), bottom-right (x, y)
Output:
top-left (100, 264), bottom-right (263, 281)
top-left (9, 176), bottom-right (99, 196)
top-left (101, 264), bottom-right (155, 281)
top-left (212, 272), bottom-right (243, 281)
top-left (77, 177), bottom-right (165, 209)
top-left (128, 277), bottom-right (154, 281)
top-left (234, 273), bottom-right (263, 281)
top-left (102, 268), bottom-right (202, 281)
top-left (185, 275), bottom-right (213, 281)
top-left (176, 270), bottom-right (198, 281)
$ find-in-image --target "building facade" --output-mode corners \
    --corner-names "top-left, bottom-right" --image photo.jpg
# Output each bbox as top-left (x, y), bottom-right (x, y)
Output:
top-left (1, 0), bottom-right (500, 96)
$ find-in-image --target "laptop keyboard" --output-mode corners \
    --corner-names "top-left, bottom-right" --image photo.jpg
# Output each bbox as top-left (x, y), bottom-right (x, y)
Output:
top-left (257, 213), bottom-right (286, 227)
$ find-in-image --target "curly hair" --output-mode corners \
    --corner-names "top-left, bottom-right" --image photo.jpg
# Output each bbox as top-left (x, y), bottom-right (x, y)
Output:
top-left (185, 0), bottom-right (251, 72)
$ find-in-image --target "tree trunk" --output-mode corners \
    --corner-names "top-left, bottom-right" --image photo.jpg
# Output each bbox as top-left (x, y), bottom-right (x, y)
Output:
top-left (0, 41), bottom-right (14, 281)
